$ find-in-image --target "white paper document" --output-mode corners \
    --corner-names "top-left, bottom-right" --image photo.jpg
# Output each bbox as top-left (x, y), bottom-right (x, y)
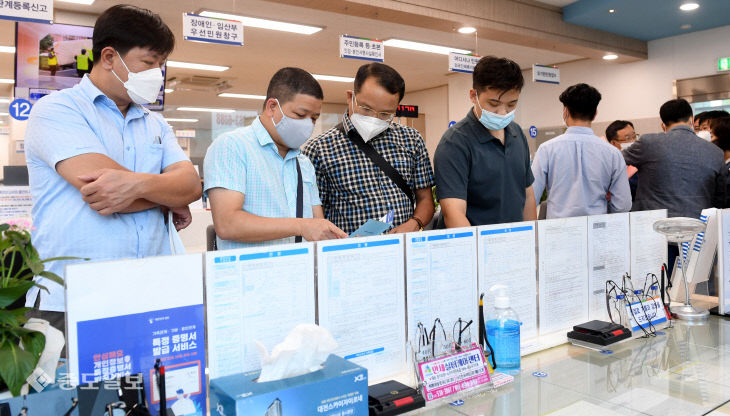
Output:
top-left (205, 243), bottom-right (316, 378)
top-left (629, 210), bottom-right (667, 291)
top-left (478, 222), bottom-right (538, 344)
top-left (537, 217), bottom-right (589, 335)
top-left (317, 235), bottom-right (406, 382)
top-left (587, 213), bottom-right (630, 321)
top-left (405, 228), bottom-right (477, 345)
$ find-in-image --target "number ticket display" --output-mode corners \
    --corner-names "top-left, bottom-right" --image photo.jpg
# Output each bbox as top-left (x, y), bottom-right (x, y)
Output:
top-left (625, 296), bottom-right (667, 332)
top-left (417, 345), bottom-right (491, 402)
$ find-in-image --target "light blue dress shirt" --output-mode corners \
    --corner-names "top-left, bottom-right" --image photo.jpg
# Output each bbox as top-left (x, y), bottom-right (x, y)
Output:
top-left (24, 76), bottom-right (189, 311)
top-left (531, 126), bottom-right (631, 219)
top-left (203, 117), bottom-right (322, 250)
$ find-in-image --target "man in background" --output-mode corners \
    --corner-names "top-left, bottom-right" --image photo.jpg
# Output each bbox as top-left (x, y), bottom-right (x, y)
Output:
top-left (531, 83), bottom-right (631, 218)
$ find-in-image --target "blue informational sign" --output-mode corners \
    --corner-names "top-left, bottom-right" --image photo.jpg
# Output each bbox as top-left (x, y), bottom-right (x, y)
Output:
top-left (76, 305), bottom-right (207, 416)
top-left (529, 125), bottom-right (538, 138)
top-left (449, 121), bottom-right (456, 128)
top-left (9, 98), bottom-right (32, 121)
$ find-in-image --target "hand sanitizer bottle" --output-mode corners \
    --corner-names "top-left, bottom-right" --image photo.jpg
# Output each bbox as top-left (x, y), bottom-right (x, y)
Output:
top-left (485, 284), bottom-right (521, 374)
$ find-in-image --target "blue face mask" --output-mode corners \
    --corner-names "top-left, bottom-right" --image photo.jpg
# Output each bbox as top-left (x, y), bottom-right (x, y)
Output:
top-left (475, 93), bottom-right (515, 130)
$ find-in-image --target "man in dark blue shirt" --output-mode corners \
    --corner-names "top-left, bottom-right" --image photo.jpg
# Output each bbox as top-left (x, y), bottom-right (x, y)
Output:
top-left (433, 56), bottom-right (536, 227)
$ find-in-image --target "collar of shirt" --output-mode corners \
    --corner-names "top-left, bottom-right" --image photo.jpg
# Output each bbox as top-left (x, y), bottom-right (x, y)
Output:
top-left (565, 126), bottom-right (595, 135)
top-left (252, 116), bottom-right (300, 161)
top-left (78, 75), bottom-right (148, 121)
top-left (669, 124), bottom-right (694, 134)
top-left (466, 108), bottom-right (517, 144)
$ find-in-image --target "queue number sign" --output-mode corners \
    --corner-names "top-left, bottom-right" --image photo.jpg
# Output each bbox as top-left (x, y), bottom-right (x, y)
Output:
top-left (9, 99), bottom-right (32, 121)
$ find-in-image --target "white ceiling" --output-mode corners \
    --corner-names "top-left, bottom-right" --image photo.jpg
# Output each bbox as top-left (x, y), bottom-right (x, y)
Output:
top-left (0, 0), bottom-right (583, 114)
top-left (533, 0), bottom-right (579, 7)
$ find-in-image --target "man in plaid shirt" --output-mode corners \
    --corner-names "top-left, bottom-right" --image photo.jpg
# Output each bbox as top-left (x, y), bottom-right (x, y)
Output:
top-left (302, 63), bottom-right (435, 235)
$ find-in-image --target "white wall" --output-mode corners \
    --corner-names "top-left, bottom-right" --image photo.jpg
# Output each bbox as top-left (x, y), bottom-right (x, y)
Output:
top-left (515, 24), bottom-right (730, 129)
top-left (402, 85), bottom-right (448, 161)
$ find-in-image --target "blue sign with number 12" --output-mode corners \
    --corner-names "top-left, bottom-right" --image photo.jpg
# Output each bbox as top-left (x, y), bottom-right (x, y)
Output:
top-left (9, 99), bottom-right (32, 121)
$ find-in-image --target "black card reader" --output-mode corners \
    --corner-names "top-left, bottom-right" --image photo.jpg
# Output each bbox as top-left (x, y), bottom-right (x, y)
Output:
top-left (567, 320), bottom-right (631, 346)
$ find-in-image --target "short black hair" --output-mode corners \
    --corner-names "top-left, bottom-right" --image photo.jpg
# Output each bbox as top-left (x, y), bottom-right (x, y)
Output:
top-left (701, 110), bottom-right (730, 125)
top-left (605, 120), bottom-right (635, 141)
top-left (712, 116), bottom-right (730, 151)
top-left (659, 98), bottom-right (693, 125)
top-left (473, 56), bottom-right (524, 94)
top-left (264, 67), bottom-right (323, 109)
top-left (92, 5), bottom-right (175, 61)
top-left (354, 63), bottom-right (405, 102)
top-left (559, 83), bottom-right (601, 121)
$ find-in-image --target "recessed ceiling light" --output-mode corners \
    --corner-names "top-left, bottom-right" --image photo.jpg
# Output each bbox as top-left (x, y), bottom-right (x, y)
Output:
top-left (218, 93), bottom-right (266, 100)
top-left (603, 53), bottom-right (619, 60)
top-left (164, 89), bottom-right (174, 94)
top-left (178, 107), bottom-right (236, 113)
top-left (679, 2), bottom-right (699, 11)
top-left (383, 39), bottom-right (471, 55)
top-left (199, 11), bottom-right (323, 35)
top-left (0, 98), bottom-right (9, 103)
top-left (57, 0), bottom-right (95, 4)
top-left (458, 26), bottom-right (477, 34)
top-left (0, 79), bottom-right (14, 84)
top-left (164, 118), bottom-right (199, 123)
top-left (312, 74), bottom-right (355, 83)
top-left (166, 61), bottom-right (229, 72)
top-left (0, 46), bottom-right (15, 53)
top-left (609, 9), bottom-right (615, 13)
top-left (0, 112), bottom-right (9, 116)
top-left (681, 24), bottom-right (692, 29)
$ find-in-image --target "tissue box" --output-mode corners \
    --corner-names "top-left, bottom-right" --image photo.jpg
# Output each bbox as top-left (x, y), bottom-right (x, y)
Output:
top-left (209, 354), bottom-right (368, 416)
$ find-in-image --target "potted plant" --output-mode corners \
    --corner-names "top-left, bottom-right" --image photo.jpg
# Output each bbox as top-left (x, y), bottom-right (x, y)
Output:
top-left (0, 220), bottom-right (73, 396)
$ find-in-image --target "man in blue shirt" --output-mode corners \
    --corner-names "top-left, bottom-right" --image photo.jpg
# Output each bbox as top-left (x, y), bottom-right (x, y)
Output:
top-left (24, 5), bottom-right (201, 331)
top-left (531, 83), bottom-right (631, 218)
top-left (205, 68), bottom-right (347, 249)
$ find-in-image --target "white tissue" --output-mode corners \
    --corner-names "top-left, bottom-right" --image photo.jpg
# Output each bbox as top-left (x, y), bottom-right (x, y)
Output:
top-left (255, 324), bottom-right (337, 383)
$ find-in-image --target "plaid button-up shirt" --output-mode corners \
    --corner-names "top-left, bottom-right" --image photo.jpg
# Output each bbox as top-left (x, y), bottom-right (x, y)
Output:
top-left (301, 111), bottom-right (434, 235)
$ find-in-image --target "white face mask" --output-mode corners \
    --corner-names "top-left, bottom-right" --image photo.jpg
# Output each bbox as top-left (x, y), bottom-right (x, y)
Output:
top-left (273, 99), bottom-right (314, 149)
top-left (350, 95), bottom-right (391, 142)
top-left (697, 130), bottom-right (712, 141)
top-left (620, 142), bottom-right (634, 150)
top-left (111, 51), bottom-right (164, 105)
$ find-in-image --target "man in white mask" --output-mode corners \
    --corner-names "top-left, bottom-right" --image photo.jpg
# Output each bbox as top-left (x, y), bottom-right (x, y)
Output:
top-left (24, 5), bottom-right (201, 334)
top-left (302, 63), bottom-right (435, 235)
top-left (205, 67), bottom-right (346, 249)
top-left (607, 120), bottom-right (639, 200)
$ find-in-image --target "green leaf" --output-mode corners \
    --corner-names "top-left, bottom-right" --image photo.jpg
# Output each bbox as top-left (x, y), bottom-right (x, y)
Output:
top-left (0, 223), bottom-right (10, 232)
top-left (0, 309), bottom-right (19, 326)
top-left (40, 256), bottom-right (87, 263)
top-left (20, 330), bottom-right (45, 359)
top-left (0, 340), bottom-right (40, 396)
top-left (38, 271), bottom-right (64, 287)
top-left (0, 282), bottom-right (34, 308)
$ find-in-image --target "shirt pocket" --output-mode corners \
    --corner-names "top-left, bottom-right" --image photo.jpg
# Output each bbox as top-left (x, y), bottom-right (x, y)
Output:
top-left (387, 145), bottom-right (414, 185)
top-left (141, 143), bottom-right (164, 173)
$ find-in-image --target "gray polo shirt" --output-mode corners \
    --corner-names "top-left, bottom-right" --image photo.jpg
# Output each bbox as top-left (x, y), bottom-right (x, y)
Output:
top-left (434, 109), bottom-right (534, 226)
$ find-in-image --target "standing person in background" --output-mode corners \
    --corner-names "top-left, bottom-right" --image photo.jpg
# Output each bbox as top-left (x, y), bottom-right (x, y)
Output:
top-left (47, 47), bottom-right (58, 76)
top-left (623, 99), bottom-right (726, 275)
top-left (531, 84), bottom-right (631, 218)
top-left (710, 116), bottom-right (730, 207)
top-left (606, 120), bottom-right (639, 200)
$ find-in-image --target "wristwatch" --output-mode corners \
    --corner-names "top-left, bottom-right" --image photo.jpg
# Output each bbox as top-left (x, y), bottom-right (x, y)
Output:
top-left (411, 216), bottom-right (424, 231)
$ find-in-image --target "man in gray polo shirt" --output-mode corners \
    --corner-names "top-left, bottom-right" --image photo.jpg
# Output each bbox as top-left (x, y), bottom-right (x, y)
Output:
top-left (434, 56), bottom-right (536, 227)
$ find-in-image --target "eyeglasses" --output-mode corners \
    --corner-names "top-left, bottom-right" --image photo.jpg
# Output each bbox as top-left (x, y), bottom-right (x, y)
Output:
top-left (353, 95), bottom-right (396, 121)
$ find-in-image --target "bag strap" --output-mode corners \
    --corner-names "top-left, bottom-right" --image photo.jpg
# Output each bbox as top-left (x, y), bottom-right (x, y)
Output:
top-left (295, 158), bottom-right (303, 243)
top-left (336, 123), bottom-right (415, 206)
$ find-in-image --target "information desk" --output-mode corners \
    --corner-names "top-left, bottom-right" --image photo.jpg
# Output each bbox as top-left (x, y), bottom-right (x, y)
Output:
top-left (410, 316), bottom-right (730, 415)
